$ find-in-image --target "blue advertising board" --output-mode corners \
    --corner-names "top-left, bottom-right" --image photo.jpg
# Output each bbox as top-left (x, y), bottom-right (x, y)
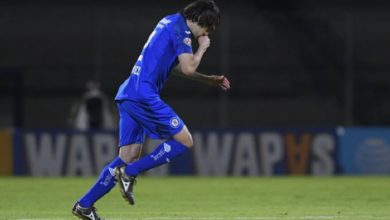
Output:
top-left (5, 127), bottom-right (390, 176)
top-left (9, 128), bottom-right (338, 176)
top-left (338, 127), bottom-right (390, 174)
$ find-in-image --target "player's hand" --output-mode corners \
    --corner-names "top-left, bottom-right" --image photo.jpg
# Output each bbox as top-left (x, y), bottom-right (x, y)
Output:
top-left (198, 36), bottom-right (210, 50)
top-left (209, 75), bottom-right (230, 91)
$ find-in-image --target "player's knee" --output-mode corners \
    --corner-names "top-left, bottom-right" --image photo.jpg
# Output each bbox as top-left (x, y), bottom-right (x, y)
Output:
top-left (119, 144), bottom-right (142, 163)
top-left (181, 133), bottom-right (194, 148)
top-left (174, 133), bottom-right (193, 148)
top-left (119, 154), bottom-right (133, 164)
top-left (121, 154), bottom-right (139, 163)
top-left (174, 126), bottom-right (194, 148)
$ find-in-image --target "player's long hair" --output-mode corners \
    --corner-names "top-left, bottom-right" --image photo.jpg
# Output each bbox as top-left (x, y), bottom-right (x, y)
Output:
top-left (180, 0), bottom-right (220, 32)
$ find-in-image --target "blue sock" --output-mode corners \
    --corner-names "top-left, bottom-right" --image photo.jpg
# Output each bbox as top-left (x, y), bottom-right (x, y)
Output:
top-left (125, 139), bottom-right (189, 176)
top-left (79, 157), bottom-right (126, 208)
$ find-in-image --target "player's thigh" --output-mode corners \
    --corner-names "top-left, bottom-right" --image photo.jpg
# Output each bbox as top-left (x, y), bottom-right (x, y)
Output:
top-left (117, 102), bottom-right (145, 162)
top-left (122, 99), bottom-right (186, 140)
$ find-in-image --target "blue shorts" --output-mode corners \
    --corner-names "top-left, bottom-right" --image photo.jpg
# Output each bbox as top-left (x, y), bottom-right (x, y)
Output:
top-left (117, 99), bottom-right (185, 147)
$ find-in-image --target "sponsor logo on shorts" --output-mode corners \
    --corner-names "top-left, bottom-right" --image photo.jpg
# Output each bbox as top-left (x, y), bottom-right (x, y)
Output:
top-left (170, 117), bottom-right (180, 128)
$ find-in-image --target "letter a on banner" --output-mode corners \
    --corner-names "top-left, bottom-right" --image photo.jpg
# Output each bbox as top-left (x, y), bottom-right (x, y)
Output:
top-left (285, 133), bottom-right (311, 175)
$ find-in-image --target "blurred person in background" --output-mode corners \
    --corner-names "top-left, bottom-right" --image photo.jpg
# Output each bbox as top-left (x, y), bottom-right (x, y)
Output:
top-left (69, 80), bottom-right (115, 130)
top-left (72, 1), bottom-right (230, 219)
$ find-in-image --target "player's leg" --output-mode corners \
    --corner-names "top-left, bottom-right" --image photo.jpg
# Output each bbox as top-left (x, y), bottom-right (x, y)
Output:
top-left (72, 102), bottom-right (144, 219)
top-left (124, 126), bottom-right (192, 176)
top-left (119, 143), bottom-right (143, 163)
top-left (116, 126), bottom-right (191, 205)
top-left (122, 99), bottom-right (192, 176)
top-left (74, 145), bottom-right (142, 212)
top-left (73, 157), bottom-right (128, 220)
top-left (115, 143), bottom-right (142, 205)
top-left (172, 125), bottom-right (194, 148)
top-left (116, 99), bottom-right (192, 205)
top-left (75, 157), bottom-right (126, 208)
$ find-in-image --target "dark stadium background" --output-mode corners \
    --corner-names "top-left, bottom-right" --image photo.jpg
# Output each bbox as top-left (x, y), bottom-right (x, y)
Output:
top-left (1, 3), bottom-right (390, 219)
top-left (1, 0), bottom-right (390, 129)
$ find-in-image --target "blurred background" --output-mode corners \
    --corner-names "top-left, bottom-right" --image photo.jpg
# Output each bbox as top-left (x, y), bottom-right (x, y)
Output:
top-left (1, 0), bottom-right (390, 176)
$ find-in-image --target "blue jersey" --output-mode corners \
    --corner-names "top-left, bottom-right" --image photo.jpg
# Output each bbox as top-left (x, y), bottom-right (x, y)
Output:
top-left (115, 13), bottom-right (193, 101)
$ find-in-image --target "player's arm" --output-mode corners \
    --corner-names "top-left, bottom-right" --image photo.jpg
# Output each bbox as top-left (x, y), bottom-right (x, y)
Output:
top-left (172, 66), bottom-right (230, 91)
top-left (174, 35), bottom-right (230, 90)
top-left (177, 36), bottom-right (210, 76)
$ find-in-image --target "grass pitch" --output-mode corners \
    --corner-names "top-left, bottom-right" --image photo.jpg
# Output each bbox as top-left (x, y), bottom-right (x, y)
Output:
top-left (0, 176), bottom-right (389, 219)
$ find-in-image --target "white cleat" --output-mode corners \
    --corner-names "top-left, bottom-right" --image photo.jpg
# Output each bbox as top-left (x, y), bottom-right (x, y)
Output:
top-left (115, 166), bottom-right (137, 205)
top-left (72, 202), bottom-right (102, 220)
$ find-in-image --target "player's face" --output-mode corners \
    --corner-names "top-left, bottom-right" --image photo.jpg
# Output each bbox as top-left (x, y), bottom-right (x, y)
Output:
top-left (192, 23), bottom-right (210, 38)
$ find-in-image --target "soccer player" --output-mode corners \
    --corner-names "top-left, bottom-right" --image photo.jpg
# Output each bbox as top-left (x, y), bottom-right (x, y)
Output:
top-left (72, 0), bottom-right (230, 219)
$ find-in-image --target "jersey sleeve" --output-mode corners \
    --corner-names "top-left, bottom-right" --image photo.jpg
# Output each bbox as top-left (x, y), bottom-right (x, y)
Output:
top-left (171, 24), bottom-right (193, 56)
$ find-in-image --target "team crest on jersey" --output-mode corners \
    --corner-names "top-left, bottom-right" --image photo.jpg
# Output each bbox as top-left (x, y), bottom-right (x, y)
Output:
top-left (183, 37), bottom-right (192, 46)
top-left (170, 117), bottom-right (180, 128)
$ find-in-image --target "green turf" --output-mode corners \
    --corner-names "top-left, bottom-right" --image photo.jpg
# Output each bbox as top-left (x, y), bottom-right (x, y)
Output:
top-left (0, 176), bottom-right (389, 219)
